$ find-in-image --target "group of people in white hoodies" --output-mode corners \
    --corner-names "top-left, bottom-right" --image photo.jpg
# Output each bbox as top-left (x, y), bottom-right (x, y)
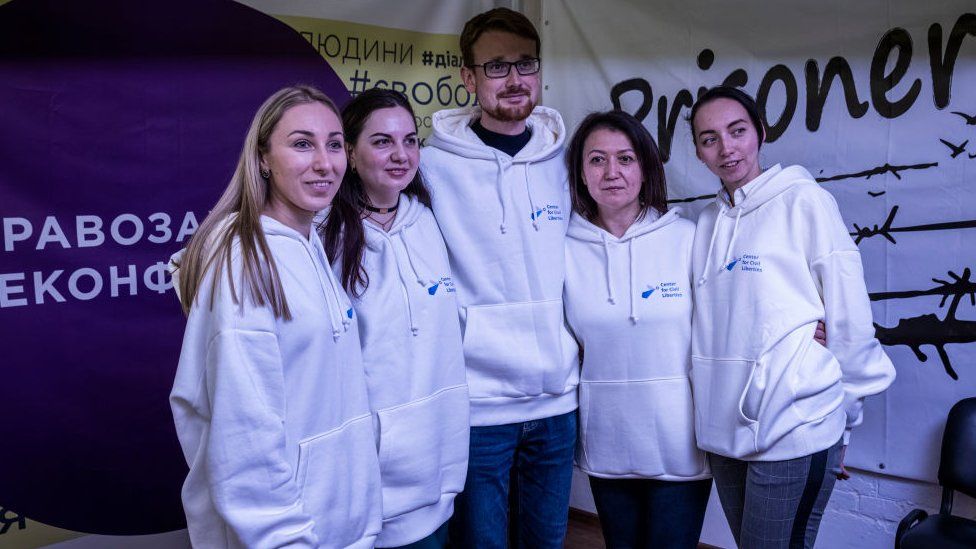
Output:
top-left (560, 87), bottom-right (896, 549)
top-left (167, 6), bottom-right (896, 549)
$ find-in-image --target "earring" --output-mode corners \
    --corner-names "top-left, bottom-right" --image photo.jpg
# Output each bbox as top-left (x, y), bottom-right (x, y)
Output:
top-left (260, 168), bottom-right (270, 179)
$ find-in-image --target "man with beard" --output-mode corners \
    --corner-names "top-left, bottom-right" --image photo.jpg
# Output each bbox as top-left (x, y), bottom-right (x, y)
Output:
top-left (421, 8), bottom-right (579, 549)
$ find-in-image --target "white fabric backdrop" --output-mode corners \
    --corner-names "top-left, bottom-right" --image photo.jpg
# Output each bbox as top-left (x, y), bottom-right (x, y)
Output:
top-left (542, 0), bottom-right (976, 482)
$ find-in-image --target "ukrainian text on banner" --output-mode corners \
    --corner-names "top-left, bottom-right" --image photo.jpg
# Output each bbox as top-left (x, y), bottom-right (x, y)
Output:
top-left (0, 0), bottom-right (488, 545)
top-left (245, 0), bottom-right (495, 141)
top-left (543, 0), bottom-right (976, 482)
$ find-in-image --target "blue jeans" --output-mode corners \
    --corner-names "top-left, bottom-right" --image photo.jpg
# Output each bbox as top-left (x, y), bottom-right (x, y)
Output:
top-left (708, 438), bottom-right (843, 549)
top-left (588, 476), bottom-right (712, 549)
top-left (449, 411), bottom-right (577, 549)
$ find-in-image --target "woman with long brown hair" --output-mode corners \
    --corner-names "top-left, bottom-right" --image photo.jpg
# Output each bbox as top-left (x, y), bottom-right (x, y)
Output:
top-left (323, 88), bottom-right (468, 549)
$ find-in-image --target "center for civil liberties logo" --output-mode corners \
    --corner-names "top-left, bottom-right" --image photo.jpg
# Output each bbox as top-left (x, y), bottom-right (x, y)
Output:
top-left (529, 203), bottom-right (564, 222)
top-left (641, 282), bottom-right (684, 299)
top-left (725, 253), bottom-right (763, 273)
top-left (427, 276), bottom-right (455, 295)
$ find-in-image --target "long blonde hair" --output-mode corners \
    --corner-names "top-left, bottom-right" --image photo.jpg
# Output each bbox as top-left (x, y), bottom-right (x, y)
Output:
top-left (175, 85), bottom-right (341, 320)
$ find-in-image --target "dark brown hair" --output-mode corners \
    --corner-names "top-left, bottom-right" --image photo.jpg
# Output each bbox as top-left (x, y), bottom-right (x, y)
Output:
top-left (566, 110), bottom-right (668, 222)
top-left (688, 85), bottom-right (767, 147)
top-left (322, 88), bottom-right (431, 297)
top-left (460, 8), bottom-right (540, 67)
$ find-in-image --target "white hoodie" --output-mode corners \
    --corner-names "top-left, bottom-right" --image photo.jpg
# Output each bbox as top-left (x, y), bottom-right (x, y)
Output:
top-left (170, 215), bottom-right (382, 549)
top-left (565, 209), bottom-right (708, 480)
top-left (692, 165), bottom-right (895, 461)
top-left (349, 194), bottom-right (470, 547)
top-left (420, 106), bottom-right (579, 426)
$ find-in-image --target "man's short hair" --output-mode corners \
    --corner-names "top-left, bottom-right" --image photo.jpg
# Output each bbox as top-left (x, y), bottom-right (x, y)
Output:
top-left (460, 8), bottom-right (540, 67)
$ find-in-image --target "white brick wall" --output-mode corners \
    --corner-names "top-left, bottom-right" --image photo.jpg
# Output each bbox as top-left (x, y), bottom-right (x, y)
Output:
top-left (816, 467), bottom-right (976, 549)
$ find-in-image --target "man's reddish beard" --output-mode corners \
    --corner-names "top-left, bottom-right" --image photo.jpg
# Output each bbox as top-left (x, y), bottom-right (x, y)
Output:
top-left (483, 86), bottom-right (536, 122)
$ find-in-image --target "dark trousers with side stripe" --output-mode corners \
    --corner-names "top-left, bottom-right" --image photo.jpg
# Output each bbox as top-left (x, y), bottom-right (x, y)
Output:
top-left (708, 438), bottom-right (843, 549)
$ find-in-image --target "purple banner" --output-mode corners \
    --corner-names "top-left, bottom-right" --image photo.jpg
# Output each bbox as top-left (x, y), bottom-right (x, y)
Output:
top-left (0, 0), bottom-right (349, 535)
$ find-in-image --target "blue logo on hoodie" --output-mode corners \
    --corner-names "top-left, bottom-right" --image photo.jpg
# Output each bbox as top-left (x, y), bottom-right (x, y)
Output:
top-left (346, 308), bottom-right (354, 319)
top-left (725, 257), bottom-right (741, 271)
top-left (427, 276), bottom-right (455, 296)
top-left (643, 282), bottom-right (683, 299)
top-left (529, 204), bottom-right (565, 222)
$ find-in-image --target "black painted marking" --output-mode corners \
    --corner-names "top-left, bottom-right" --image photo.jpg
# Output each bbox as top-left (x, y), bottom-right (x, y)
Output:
top-left (850, 205), bottom-right (976, 244)
top-left (950, 111), bottom-right (976, 125)
top-left (816, 162), bottom-right (938, 182)
top-left (871, 268), bottom-right (976, 380)
top-left (940, 138), bottom-right (968, 158)
top-left (667, 193), bottom-right (717, 204)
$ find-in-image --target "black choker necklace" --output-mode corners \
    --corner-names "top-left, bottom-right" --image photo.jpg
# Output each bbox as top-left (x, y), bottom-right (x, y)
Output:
top-left (360, 201), bottom-right (398, 214)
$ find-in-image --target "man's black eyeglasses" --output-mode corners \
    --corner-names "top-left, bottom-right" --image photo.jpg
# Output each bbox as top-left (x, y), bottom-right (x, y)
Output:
top-left (467, 58), bottom-right (541, 79)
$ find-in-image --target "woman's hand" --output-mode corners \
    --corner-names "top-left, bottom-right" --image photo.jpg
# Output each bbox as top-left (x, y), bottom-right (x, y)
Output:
top-left (814, 320), bottom-right (827, 346)
top-left (836, 444), bottom-right (850, 480)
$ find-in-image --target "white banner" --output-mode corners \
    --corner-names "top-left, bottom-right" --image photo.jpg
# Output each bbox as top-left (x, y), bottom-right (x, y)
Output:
top-left (543, 0), bottom-right (976, 482)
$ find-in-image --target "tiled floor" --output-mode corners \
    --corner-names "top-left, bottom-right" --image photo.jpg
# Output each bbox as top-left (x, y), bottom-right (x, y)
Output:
top-left (564, 509), bottom-right (606, 548)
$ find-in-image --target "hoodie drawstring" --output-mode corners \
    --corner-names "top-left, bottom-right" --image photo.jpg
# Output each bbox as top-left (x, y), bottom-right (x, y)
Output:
top-left (601, 233), bottom-right (615, 304)
top-left (493, 154), bottom-right (508, 234)
top-left (697, 206), bottom-right (743, 287)
top-left (628, 239), bottom-right (638, 324)
top-left (600, 233), bottom-right (639, 323)
top-left (721, 209), bottom-right (743, 274)
top-left (524, 161), bottom-right (539, 231)
top-left (371, 227), bottom-right (425, 337)
top-left (492, 156), bottom-right (540, 233)
top-left (697, 212), bottom-right (721, 287)
top-left (314, 241), bottom-right (351, 341)
top-left (397, 228), bottom-right (431, 336)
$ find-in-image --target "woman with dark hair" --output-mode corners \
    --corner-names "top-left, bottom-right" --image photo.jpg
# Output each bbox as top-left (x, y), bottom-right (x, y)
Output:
top-left (563, 110), bottom-right (711, 548)
top-left (170, 85), bottom-right (382, 548)
top-left (323, 88), bottom-right (468, 549)
top-left (688, 85), bottom-right (895, 548)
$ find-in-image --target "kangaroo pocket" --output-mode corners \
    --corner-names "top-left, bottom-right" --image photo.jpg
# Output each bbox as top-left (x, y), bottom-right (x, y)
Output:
top-left (579, 378), bottom-right (705, 478)
top-left (790, 339), bottom-right (845, 423)
top-left (690, 356), bottom-right (762, 456)
top-left (296, 416), bottom-right (382, 546)
top-left (462, 299), bottom-right (577, 398)
top-left (376, 385), bottom-right (470, 519)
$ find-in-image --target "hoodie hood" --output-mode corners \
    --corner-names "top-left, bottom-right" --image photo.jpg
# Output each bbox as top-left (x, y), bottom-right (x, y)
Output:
top-left (428, 105), bottom-right (566, 162)
top-left (567, 207), bottom-right (681, 243)
top-left (698, 164), bottom-right (816, 286)
top-left (170, 213), bottom-right (353, 340)
top-left (567, 208), bottom-right (684, 324)
top-left (426, 106), bottom-right (567, 235)
top-left (717, 164), bottom-right (814, 215)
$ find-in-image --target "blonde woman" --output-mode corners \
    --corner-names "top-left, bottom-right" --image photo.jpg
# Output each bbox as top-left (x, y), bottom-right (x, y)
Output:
top-left (170, 85), bottom-right (382, 548)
